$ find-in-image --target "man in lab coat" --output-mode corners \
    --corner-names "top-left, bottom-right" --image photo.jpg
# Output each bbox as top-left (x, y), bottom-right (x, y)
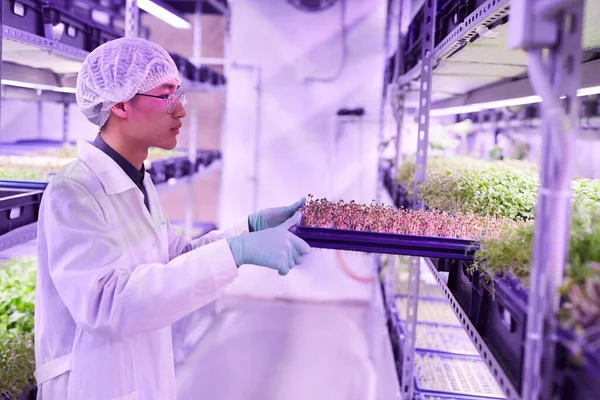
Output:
top-left (33, 37), bottom-right (311, 400)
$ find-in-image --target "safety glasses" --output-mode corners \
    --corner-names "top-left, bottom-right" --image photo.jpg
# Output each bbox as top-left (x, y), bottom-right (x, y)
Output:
top-left (136, 92), bottom-right (187, 114)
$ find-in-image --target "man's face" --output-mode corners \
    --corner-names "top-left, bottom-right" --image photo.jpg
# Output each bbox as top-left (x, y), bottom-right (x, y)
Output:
top-left (125, 78), bottom-right (187, 151)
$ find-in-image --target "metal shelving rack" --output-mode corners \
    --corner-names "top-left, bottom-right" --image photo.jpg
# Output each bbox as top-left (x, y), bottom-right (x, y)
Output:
top-left (0, 0), bottom-right (227, 248)
top-left (378, 0), bottom-right (593, 399)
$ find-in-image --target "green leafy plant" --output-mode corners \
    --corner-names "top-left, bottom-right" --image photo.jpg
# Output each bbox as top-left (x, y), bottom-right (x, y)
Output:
top-left (0, 329), bottom-right (35, 398)
top-left (0, 167), bottom-right (48, 182)
top-left (396, 156), bottom-right (599, 222)
top-left (0, 257), bottom-right (38, 398)
top-left (472, 203), bottom-right (600, 283)
top-left (0, 258), bottom-right (37, 333)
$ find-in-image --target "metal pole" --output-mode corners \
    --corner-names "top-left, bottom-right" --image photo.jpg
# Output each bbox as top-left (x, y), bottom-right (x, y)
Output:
top-left (62, 102), bottom-right (69, 142)
top-left (392, 87), bottom-right (405, 171)
top-left (376, 0), bottom-right (398, 205)
top-left (37, 101), bottom-right (43, 140)
top-left (185, 0), bottom-right (203, 240)
top-left (521, 2), bottom-right (585, 400)
top-left (252, 66), bottom-right (262, 212)
top-left (228, 60), bottom-right (262, 213)
top-left (402, 2), bottom-right (436, 398)
top-left (125, 0), bottom-right (139, 37)
top-left (392, 0), bottom-right (412, 175)
top-left (401, 256), bottom-right (420, 399)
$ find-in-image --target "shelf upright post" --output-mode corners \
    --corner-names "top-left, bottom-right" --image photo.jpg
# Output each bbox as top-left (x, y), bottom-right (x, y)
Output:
top-left (400, 255), bottom-right (420, 400)
top-left (401, 2), bottom-right (436, 399)
top-left (412, 0), bottom-right (436, 210)
top-left (62, 102), bottom-right (70, 142)
top-left (185, 0), bottom-right (203, 240)
top-left (508, 1), bottom-right (586, 399)
top-left (392, 0), bottom-right (412, 175)
top-left (125, 0), bottom-right (140, 37)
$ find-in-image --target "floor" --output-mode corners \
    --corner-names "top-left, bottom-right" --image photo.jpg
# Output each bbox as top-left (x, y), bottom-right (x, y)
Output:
top-left (174, 296), bottom-right (401, 400)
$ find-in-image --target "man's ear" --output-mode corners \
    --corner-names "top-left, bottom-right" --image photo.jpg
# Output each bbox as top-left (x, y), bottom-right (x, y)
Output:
top-left (110, 102), bottom-right (128, 119)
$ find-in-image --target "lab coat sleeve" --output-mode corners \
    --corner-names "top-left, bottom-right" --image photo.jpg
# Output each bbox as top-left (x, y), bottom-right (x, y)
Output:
top-left (167, 217), bottom-right (250, 260)
top-left (43, 179), bottom-right (239, 340)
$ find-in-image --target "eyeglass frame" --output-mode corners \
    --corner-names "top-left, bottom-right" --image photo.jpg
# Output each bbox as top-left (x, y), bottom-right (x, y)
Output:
top-left (135, 92), bottom-right (187, 114)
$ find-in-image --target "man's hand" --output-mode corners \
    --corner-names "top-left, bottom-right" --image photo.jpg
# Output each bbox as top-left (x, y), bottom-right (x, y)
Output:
top-left (248, 197), bottom-right (306, 232)
top-left (228, 212), bottom-right (310, 275)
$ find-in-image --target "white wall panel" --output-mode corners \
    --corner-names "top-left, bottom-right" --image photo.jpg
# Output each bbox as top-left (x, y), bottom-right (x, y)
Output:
top-left (0, 100), bottom-right (40, 141)
top-left (220, 0), bottom-right (387, 301)
top-left (67, 103), bottom-right (97, 141)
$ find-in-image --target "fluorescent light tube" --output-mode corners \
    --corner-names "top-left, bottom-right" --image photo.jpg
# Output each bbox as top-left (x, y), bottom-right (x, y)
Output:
top-left (576, 85), bottom-right (600, 97)
top-left (1, 79), bottom-right (76, 94)
top-left (430, 86), bottom-right (600, 117)
top-left (430, 96), bottom-right (542, 116)
top-left (137, 0), bottom-right (191, 29)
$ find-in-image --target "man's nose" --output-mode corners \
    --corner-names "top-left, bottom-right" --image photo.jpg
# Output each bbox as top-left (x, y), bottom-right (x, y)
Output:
top-left (174, 100), bottom-right (187, 118)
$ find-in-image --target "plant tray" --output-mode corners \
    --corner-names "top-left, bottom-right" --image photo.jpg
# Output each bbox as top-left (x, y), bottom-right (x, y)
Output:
top-left (290, 225), bottom-right (478, 260)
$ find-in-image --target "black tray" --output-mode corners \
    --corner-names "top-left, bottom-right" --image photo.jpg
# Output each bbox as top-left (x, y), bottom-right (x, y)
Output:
top-left (447, 260), bottom-right (485, 326)
top-left (0, 188), bottom-right (43, 236)
top-left (290, 225), bottom-right (478, 260)
top-left (476, 273), bottom-right (600, 398)
top-left (3, 0), bottom-right (46, 37)
top-left (197, 66), bottom-right (211, 83)
top-left (0, 180), bottom-right (49, 190)
top-left (195, 150), bottom-right (221, 169)
top-left (147, 159), bottom-right (168, 184)
top-left (170, 53), bottom-right (196, 81)
top-left (3, 0), bottom-right (121, 52)
top-left (381, 165), bottom-right (412, 209)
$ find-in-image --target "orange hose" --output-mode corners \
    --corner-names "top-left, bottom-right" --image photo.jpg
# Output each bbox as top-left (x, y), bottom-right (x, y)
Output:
top-left (336, 250), bottom-right (374, 283)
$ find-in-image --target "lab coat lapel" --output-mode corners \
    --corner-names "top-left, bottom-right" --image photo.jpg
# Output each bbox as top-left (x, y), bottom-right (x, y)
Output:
top-left (77, 140), bottom-right (164, 243)
top-left (76, 140), bottom-right (137, 195)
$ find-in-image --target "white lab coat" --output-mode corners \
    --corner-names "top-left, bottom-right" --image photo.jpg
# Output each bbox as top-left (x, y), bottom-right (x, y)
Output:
top-left (34, 140), bottom-right (249, 400)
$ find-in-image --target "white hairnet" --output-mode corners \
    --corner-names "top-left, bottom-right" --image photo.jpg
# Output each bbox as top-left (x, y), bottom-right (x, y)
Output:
top-left (76, 37), bottom-right (181, 127)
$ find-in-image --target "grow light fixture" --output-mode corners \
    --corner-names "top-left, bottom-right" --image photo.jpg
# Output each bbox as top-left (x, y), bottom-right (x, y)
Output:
top-left (137, 0), bottom-right (192, 29)
top-left (430, 96), bottom-right (542, 117)
top-left (1, 79), bottom-right (76, 94)
top-left (430, 85), bottom-right (600, 117)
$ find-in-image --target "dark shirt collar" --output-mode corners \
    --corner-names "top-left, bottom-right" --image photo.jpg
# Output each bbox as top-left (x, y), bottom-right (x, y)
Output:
top-left (91, 133), bottom-right (146, 189)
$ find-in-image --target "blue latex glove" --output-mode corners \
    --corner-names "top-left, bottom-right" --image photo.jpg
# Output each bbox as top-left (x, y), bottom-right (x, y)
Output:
top-left (248, 197), bottom-right (306, 232)
top-left (227, 211), bottom-right (310, 276)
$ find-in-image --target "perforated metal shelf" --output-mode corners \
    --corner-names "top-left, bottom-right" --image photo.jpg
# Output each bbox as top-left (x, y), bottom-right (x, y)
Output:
top-left (396, 280), bottom-right (446, 300)
top-left (396, 296), bottom-right (462, 327)
top-left (423, 258), bottom-right (520, 400)
top-left (413, 324), bottom-right (479, 356)
top-left (415, 352), bottom-right (505, 399)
